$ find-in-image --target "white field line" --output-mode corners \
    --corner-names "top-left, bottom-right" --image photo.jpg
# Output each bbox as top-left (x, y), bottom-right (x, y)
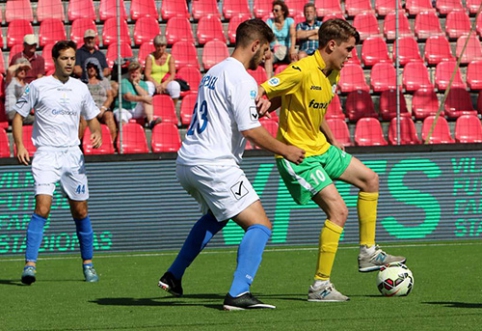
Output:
top-left (0, 241), bottom-right (481, 263)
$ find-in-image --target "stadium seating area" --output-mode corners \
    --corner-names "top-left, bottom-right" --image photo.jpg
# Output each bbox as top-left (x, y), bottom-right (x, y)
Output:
top-left (0, 0), bottom-right (482, 156)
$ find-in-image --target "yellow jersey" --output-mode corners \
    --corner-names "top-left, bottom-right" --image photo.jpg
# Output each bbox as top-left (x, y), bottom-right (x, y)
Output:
top-left (261, 51), bottom-right (339, 157)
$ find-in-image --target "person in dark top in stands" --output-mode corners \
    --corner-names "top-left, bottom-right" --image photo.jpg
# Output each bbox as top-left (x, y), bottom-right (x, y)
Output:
top-left (73, 29), bottom-right (111, 80)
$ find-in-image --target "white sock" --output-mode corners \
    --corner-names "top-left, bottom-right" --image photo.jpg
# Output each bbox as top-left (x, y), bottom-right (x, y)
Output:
top-left (313, 279), bottom-right (330, 288)
top-left (360, 245), bottom-right (376, 255)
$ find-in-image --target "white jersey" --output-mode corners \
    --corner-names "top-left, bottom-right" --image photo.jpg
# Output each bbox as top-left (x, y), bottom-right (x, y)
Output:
top-left (177, 57), bottom-right (261, 166)
top-left (14, 76), bottom-right (99, 148)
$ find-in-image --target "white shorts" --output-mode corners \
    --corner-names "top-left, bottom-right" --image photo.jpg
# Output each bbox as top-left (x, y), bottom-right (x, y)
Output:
top-left (176, 164), bottom-right (259, 222)
top-left (31, 146), bottom-right (89, 201)
top-left (113, 103), bottom-right (145, 123)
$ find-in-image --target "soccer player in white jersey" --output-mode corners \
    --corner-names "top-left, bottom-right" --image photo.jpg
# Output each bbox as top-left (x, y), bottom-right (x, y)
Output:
top-left (12, 40), bottom-right (102, 285)
top-left (158, 19), bottom-right (305, 310)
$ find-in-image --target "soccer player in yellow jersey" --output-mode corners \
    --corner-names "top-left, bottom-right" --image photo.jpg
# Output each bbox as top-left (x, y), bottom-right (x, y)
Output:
top-left (259, 19), bottom-right (406, 302)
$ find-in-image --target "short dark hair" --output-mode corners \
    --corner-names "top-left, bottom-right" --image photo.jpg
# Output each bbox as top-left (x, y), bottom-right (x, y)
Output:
top-left (235, 19), bottom-right (275, 48)
top-left (272, 0), bottom-right (290, 19)
top-left (318, 19), bottom-right (360, 48)
top-left (304, 3), bottom-right (316, 12)
top-left (52, 40), bottom-right (77, 59)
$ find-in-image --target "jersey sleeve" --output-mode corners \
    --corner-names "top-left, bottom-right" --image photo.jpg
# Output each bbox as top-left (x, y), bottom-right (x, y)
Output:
top-left (81, 85), bottom-right (100, 120)
top-left (232, 78), bottom-right (261, 132)
top-left (13, 83), bottom-right (37, 117)
top-left (261, 64), bottom-right (304, 98)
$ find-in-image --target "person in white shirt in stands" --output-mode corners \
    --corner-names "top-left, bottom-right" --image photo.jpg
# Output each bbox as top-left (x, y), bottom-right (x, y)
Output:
top-left (157, 19), bottom-right (305, 311)
top-left (12, 40), bottom-right (102, 285)
top-left (5, 58), bottom-right (34, 124)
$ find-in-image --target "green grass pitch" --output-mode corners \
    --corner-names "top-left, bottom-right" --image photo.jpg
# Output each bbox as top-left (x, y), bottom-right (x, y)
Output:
top-left (1, 242), bottom-right (482, 331)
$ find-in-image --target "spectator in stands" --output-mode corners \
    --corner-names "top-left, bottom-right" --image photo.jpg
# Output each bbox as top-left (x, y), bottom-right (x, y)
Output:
top-left (73, 29), bottom-right (111, 80)
top-left (9, 34), bottom-right (45, 84)
top-left (112, 61), bottom-right (162, 129)
top-left (5, 58), bottom-right (34, 124)
top-left (296, 3), bottom-right (322, 59)
top-left (264, 0), bottom-right (298, 78)
top-left (144, 35), bottom-right (181, 107)
top-left (79, 58), bottom-right (116, 143)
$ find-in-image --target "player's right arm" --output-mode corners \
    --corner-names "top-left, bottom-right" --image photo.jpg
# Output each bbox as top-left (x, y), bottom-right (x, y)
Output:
top-left (12, 113), bottom-right (29, 165)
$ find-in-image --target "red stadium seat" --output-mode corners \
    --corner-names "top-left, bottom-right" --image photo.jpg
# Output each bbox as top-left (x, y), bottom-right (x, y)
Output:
top-left (70, 19), bottom-right (98, 46)
top-left (325, 94), bottom-right (346, 120)
top-left (444, 88), bottom-right (478, 119)
top-left (14, 126), bottom-right (37, 157)
top-left (102, 18), bottom-right (131, 47)
top-left (456, 34), bottom-right (482, 65)
top-left (248, 66), bottom-right (268, 85)
top-left (446, 10), bottom-right (471, 40)
top-left (393, 36), bottom-right (423, 66)
top-left (222, 0), bottom-right (251, 20)
top-left (151, 123), bottom-right (182, 153)
top-left (0, 50), bottom-right (5, 75)
top-left (0, 128), bottom-right (11, 158)
top-left (192, 0), bottom-right (221, 20)
top-left (434, 60), bottom-right (466, 90)
top-left (383, 11), bottom-right (413, 40)
top-left (171, 41), bottom-right (200, 70)
top-left (253, 0), bottom-right (272, 19)
top-left (478, 91), bottom-right (482, 115)
top-left (197, 15), bottom-right (226, 46)
top-left (8, 44), bottom-right (24, 65)
top-left (402, 61), bottom-right (433, 91)
top-left (414, 10), bottom-right (443, 40)
top-left (130, 0), bottom-right (158, 21)
top-left (361, 36), bottom-right (392, 67)
top-left (314, 0), bottom-right (344, 18)
top-left (354, 117), bottom-right (388, 146)
top-left (422, 115), bottom-right (455, 144)
top-left (274, 64), bottom-right (289, 75)
top-left (370, 62), bottom-right (398, 93)
top-left (412, 89), bottom-right (442, 120)
top-left (466, 0), bottom-right (481, 16)
top-left (38, 18), bottom-right (66, 48)
top-left (83, 125), bottom-right (115, 155)
top-left (477, 14), bottom-right (482, 38)
top-left (467, 60), bottom-right (482, 90)
top-left (6, 20), bottom-right (34, 49)
top-left (353, 12), bottom-right (381, 41)
top-left (455, 115), bottom-right (482, 143)
top-left (378, 89), bottom-right (410, 121)
top-left (344, 0), bottom-right (374, 17)
top-left (116, 123), bottom-right (149, 154)
top-left (5, 0), bottom-right (33, 23)
top-left (160, 0), bottom-right (190, 21)
top-left (180, 92), bottom-right (197, 126)
top-left (177, 66), bottom-right (202, 93)
top-left (227, 13), bottom-right (252, 45)
top-left (375, 0), bottom-right (403, 16)
top-left (345, 90), bottom-right (378, 122)
top-left (284, 0), bottom-right (306, 17)
top-left (337, 63), bottom-right (370, 93)
top-left (202, 39), bottom-right (229, 71)
top-left (42, 43), bottom-right (55, 74)
top-left (405, 0), bottom-right (435, 16)
top-left (388, 117), bottom-right (421, 145)
top-left (133, 16), bottom-right (160, 46)
top-left (326, 118), bottom-right (352, 147)
top-left (99, 0), bottom-right (128, 21)
top-left (435, 0), bottom-right (464, 15)
top-left (137, 42), bottom-right (155, 67)
top-left (0, 102), bottom-right (8, 130)
top-left (322, 12), bottom-right (347, 22)
top-left (165, 16), bottom-right (195, 45)
top-left (68, 0), bottom-right (96, 22)
top-left (424, 35), bottom-right (455, 65)
top-left (36, 0), bottom-right (65, 22)
top-left (152, 95), bottom-right (179, 125)
top-left (105, 43), bottom-right (133, 68)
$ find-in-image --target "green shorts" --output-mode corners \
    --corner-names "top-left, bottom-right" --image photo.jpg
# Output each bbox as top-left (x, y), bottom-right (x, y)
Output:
top-left (276, 146), bottom-right (353, 205)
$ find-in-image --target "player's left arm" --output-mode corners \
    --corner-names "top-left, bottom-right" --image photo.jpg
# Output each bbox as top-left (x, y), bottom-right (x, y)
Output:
top-left (320, 120), bottom-right (344, 151)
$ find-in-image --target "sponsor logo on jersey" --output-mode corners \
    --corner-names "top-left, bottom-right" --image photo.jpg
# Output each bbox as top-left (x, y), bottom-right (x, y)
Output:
top-left (268, 77), bottom-right (280, 86)
top-left (291, 65), bottom-right (301, 71)
top-left (250, 90), bottom-right (257, 99)
top-left (57, 88), bottom-right (73, 92)
top-left (309, 99), bottom-right (329, 110)
top-left (310, 85), bottom-right (321, 90)
top-left (52, 109), bottom-right (76, 116)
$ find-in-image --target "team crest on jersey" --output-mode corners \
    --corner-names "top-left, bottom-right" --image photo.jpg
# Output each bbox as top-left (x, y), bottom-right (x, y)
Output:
top-left (249, 106), bottom-right (259, 121)
top-left (268, 77), bottom-right (280, 86)
top-left (250, 90), bottom-right (256, 99)
top-left (23, 85), bottom-right (30, 96)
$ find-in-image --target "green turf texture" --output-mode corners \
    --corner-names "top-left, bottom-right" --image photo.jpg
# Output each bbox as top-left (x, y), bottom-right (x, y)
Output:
top-left (1, 242), bottom-right (482, 331)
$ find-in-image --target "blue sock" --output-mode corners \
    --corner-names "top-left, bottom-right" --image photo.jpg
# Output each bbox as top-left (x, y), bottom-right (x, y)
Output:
top-left (74, 216), bottom-right (94, 261)
top-left (168, 213), bottom-right (227, 280)
top-left (228, 224), bottom-right (271, 297)
top-left (25, 213), bottom-right (47, 262)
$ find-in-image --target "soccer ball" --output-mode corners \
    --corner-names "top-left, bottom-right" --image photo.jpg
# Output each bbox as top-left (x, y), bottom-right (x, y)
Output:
top-left (376, 263), bottom-right (414, 297)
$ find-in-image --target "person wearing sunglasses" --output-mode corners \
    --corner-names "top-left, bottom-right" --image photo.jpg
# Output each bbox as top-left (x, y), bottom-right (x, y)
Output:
top-left (5, 58), bottom-right (34, 124)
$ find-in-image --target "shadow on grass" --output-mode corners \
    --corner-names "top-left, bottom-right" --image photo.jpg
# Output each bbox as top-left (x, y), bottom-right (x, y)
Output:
top-left (423, 302), bottom-right (482, 309)
top-left (0, 279), bottom-right (24, 286)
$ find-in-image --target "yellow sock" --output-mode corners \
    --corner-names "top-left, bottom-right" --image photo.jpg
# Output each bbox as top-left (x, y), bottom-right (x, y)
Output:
top-left (358, 191), bottom-right (379, 247)
top-left (314, 220), bottom-right (343, 281)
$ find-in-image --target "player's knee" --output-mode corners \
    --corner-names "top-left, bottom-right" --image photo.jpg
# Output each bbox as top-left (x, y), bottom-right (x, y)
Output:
top-left (329, 205), bottom-right (348, 227)
top-left (34, 206), bottom-right (50, 218)
top-left (366, 171), bottom-right (379, 191)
